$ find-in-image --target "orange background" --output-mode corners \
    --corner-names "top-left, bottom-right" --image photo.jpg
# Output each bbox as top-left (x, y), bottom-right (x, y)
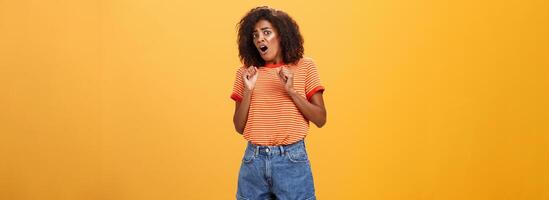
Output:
top-left (1, 0), bottom-right (548, 199)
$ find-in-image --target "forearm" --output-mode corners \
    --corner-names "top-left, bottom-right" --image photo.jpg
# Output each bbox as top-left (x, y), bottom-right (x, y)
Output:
top-left (288, 90), bottom-right (326, 127)
top-left (233, 90), bottom-right (252, 134)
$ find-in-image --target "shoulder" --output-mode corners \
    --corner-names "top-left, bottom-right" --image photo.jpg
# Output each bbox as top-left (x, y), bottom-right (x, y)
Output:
top-left (297, 57), bottom-right (316, 66)
top-left (235, 65), bottom-right (248, 74)
top-left (295, 57), bottom-right (318, 72)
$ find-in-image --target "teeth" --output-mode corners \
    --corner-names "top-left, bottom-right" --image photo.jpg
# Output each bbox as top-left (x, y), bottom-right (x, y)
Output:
top-left (259, 45), bottom-right (268, 52)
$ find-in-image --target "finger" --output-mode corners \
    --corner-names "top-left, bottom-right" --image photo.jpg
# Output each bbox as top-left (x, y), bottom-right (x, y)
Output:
top-left (279, 67), bottom-right (286, 76)
top-left (283, 67), bottom-right (291, 75)
top-left (252, 69), bottom-right (258, 79)
top-left (281, 67), bottom-right (288, 76)
top-left (245, 68), bottom-right (254, 80)
top-left (277, 68), bottom-right (284, 80)
top-left (284, 68), bottom-right (292, 78)
top-left (279, 71), bottom-right (287, 82)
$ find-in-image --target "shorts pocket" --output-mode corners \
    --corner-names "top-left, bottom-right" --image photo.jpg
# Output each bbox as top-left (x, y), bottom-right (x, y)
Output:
top-left (286, 149), bottom-right (309, 163)
top-left (242, 149), bottom-right (256, 163)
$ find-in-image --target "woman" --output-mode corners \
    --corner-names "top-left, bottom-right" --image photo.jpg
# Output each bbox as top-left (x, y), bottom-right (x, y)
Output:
top-left (231, 6), bottom-right (326, 200)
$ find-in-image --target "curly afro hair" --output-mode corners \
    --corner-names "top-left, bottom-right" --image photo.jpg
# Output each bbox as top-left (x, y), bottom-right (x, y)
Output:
top-left (237, 6), bottom-right (304, 67)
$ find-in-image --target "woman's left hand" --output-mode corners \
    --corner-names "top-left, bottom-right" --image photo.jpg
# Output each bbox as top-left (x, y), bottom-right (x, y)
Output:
top-left (277, 66), bottom-right (295, 93)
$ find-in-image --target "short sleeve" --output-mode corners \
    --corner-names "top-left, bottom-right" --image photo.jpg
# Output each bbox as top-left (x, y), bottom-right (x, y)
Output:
top-left (230, 67), bottom-right (244, 102)
top-left (304, 59), bottom-right (325, 101)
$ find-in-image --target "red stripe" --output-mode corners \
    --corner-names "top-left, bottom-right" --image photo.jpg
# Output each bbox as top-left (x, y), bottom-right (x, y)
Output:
top-left (306, 86), bottom-right (325, 101)
top-left (230, 93), bottom-right (242, 102)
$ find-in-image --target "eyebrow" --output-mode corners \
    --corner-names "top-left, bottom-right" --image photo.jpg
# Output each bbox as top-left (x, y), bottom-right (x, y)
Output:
top-left (252, 27), bottom-right (272, 32)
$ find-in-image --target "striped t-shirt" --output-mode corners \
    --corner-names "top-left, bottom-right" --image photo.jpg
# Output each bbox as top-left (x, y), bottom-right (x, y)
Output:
top-left (230, 57), bottom-right (325, 146)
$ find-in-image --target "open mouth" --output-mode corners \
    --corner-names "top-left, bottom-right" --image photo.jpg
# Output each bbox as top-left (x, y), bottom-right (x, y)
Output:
top-left (259, 45), bottom-right (268, 53)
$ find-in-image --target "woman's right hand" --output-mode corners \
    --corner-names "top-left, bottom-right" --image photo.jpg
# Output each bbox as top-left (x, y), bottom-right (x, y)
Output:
top-left (242, 66), bottom-right (259, 92)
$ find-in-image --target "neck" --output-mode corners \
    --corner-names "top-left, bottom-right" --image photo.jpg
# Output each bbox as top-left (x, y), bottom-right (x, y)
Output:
top-left (266, 57), bottom-right (283, 65)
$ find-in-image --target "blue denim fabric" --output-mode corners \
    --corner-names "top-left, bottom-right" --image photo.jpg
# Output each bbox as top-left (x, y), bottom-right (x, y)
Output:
top-left (236, 139), bottom-right (316, 200)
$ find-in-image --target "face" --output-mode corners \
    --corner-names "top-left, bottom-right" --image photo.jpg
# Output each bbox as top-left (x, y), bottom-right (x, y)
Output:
top-left (252, 19), bottom-right (283, 64)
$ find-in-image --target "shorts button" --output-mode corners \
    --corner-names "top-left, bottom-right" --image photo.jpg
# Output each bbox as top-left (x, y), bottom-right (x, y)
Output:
top-left (266, 148), bottom-right (270, 152)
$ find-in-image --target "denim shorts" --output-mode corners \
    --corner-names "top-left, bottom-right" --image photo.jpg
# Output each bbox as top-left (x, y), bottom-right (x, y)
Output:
top-left (236, 139), bottom-right (316, 200)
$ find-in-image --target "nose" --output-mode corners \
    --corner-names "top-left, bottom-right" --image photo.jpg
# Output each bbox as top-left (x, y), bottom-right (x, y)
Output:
top-left (256, 34), bottom-right (265, 42)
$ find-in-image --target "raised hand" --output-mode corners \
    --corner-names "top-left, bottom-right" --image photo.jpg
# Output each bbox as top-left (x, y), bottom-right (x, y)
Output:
top-left (277, 66), bottom-right (294, 93)
top-left (243, 66), bottom-right (259, 91)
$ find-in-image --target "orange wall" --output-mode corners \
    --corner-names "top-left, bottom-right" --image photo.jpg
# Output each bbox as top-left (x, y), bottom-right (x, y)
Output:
top-left (1, 0), bottom-right (548, 199)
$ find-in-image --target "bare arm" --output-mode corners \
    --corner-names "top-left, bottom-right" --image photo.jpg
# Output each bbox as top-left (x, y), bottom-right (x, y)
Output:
top-left (277, 66), bottom-right (327, 128)
top-left (233, 90), bottom-right (252, 134)
top-left (232, 66), bottom-right (258, 134)
top-left (287, 90), bottom-right (326, 128)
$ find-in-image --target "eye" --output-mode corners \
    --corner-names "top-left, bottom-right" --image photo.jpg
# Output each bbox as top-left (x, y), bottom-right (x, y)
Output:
top-left (263, 30), bottom-right (271, 35)
top-left (252, 33), bottom-right (259, 39)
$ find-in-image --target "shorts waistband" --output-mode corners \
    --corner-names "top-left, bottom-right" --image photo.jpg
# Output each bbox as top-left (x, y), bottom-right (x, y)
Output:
top-left (247, 140), bottom-right (305, 156)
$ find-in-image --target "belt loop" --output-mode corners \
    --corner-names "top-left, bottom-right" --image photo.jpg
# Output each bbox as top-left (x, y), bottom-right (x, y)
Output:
top-left (254, 145), bottom-right (259, 156)
top-left (279, 146), bottom-right (285, 156)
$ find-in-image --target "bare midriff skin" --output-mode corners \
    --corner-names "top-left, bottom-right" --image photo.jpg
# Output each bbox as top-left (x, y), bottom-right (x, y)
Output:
top-left (233, 20), bottom-right (326, 134)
